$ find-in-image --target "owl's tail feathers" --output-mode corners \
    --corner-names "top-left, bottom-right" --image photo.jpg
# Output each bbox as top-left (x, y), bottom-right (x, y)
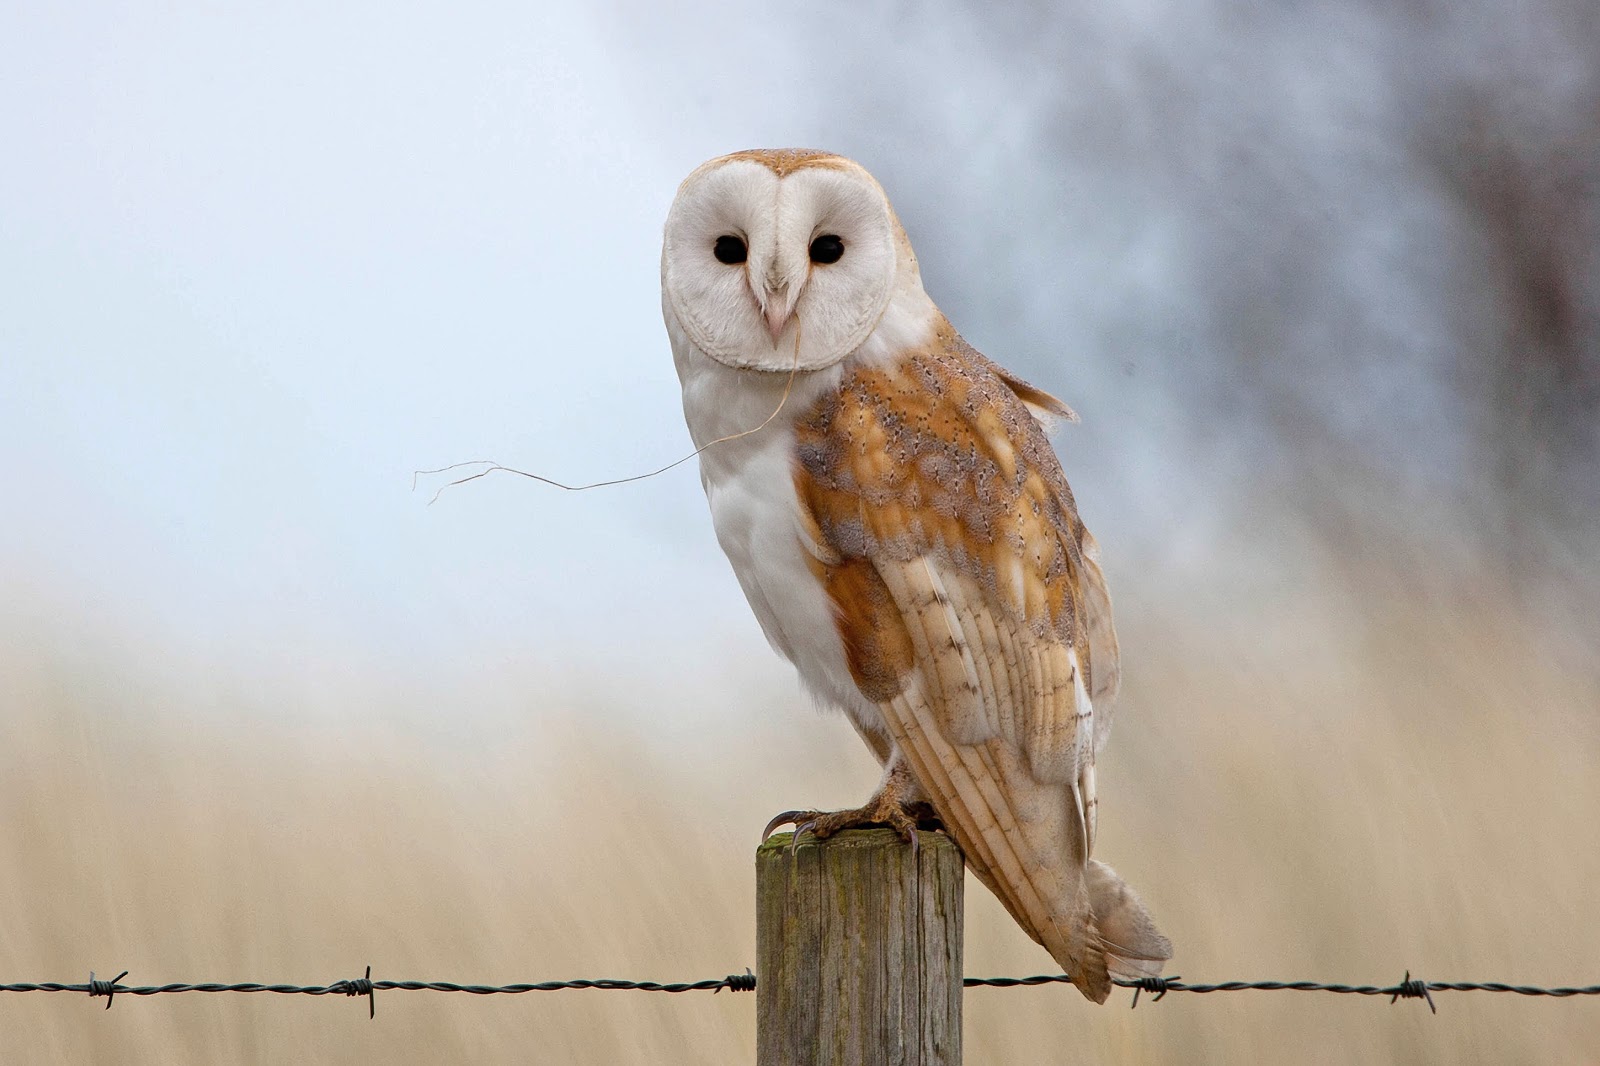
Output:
top-left (1035, 908), bottom-right (1112, 1002)
top-left (1086, 859), bottom-right (1173, 980)
top-left (1023, 863), bottom-right (1168, 1003)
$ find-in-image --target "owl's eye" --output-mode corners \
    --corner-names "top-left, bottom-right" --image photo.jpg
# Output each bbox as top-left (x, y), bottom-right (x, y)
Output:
top-left (713, 235), bottom-right (747, 264)
top-left (809, 234), bottom-right (845, 264)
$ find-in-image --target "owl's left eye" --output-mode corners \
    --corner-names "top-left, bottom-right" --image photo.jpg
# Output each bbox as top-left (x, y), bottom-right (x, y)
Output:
top-left (713, 235), bottom-right (747, 264)
top-left (809, 234), bottom-right (845, 264)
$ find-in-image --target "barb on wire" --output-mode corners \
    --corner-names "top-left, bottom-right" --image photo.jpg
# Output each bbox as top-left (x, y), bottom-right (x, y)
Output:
top-left (330, 966), bottom-right (376, 1019)
top-left (5, 968), bottom-right (1599, 1015)
top-left (1391, 970), bottom-right (1437, 1014)
top-left (1126, 975), bottom-right (1180, 1009)
top-left (86, 971), bottom-right (126, 1010)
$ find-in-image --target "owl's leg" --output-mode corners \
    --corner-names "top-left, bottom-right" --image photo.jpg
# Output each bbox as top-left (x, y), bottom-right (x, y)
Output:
top-left (761, 758), bottom-right (940, 850)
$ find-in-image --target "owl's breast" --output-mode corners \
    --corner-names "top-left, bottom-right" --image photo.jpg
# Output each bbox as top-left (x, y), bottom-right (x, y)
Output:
top-left (670, 317), bottom-right (884, 735)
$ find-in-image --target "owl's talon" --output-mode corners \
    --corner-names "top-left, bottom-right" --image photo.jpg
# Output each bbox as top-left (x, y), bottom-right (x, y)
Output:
top-left (762, 810), bottom-right (807, 844)
top-left (790, 821), bottom-right (819, 854)
top-left (760, 784), bottom-right (935, 857)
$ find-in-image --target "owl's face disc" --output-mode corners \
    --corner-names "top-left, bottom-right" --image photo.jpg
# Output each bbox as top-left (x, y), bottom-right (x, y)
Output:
top-left (661, 152), bottom-right (899, 372)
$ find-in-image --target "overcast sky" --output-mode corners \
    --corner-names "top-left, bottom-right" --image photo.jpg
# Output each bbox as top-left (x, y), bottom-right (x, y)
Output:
top-left (4, 1), bottom-right (1594, 716)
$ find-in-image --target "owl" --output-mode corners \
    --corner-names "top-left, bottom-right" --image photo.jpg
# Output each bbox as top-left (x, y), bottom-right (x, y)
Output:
top-left (661, 149), bottom-right (1170, 1002)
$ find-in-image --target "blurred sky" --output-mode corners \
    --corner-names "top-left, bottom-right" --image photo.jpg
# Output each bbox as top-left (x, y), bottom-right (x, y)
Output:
top-left (1, 3), bottom-right (747, 706)
top-left (3, 1), bottom-right (1595, 721)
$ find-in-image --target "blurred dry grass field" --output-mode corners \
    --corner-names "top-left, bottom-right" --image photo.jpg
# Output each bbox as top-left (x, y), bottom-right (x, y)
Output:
top-left (3, 565), bottom-right (1599, 1064)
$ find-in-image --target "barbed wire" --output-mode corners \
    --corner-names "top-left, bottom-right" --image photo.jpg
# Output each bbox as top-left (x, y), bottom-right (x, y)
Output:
top-left (5, 968), bottom-right (1598, 1016)
top-left (974, 972), bottom-right (1600, 1012)
top-left (0, 969), bottom-right (757, 1019)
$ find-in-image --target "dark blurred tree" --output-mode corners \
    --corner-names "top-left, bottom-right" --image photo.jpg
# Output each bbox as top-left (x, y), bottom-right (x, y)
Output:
top-left (1416, 81), bottom-right (1600, 558)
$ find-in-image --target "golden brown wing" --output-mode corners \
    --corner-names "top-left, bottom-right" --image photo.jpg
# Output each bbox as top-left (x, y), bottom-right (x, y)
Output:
top-left (794, 321), bottom-right (1168, 1001)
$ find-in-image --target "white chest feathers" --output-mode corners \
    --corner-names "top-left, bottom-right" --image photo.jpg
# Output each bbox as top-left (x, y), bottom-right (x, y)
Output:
top-left (668, 311), bottom-right (880, 729)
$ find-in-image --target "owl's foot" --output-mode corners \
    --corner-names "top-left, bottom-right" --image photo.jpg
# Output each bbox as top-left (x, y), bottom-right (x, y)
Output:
top-left (761, 767), bottom-right (940, 854)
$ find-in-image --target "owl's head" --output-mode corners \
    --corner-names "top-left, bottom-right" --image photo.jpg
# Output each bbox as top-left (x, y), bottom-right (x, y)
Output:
top-left (661, 150), bottom-right (904, 372)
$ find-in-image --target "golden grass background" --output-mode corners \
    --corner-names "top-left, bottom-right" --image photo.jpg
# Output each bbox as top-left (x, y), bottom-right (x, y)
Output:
top-left (4, 548), bottom-right (1598, 1065)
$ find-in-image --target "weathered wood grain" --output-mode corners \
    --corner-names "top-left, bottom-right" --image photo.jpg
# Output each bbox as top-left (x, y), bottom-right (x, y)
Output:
top-left (756, 827), bottom-right (962, 1066)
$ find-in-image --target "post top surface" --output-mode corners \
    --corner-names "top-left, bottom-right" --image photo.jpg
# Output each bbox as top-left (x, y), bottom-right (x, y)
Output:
top-left (756, 827), bottom-right (959, 856)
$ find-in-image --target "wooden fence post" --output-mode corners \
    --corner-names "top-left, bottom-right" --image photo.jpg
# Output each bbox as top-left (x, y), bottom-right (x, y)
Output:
top-left (756, 826), bottom-right (962, 1066)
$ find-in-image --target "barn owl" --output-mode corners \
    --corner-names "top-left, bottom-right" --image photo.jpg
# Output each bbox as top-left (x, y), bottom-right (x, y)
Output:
top-left (661, 149), bottom-right (1171, 1002)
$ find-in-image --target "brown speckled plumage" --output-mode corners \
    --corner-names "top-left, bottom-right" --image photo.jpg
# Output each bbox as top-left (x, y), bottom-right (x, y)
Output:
top-left (791, 319), bottom-right (1164, 1002)
top-left (795, 319), bottom-right (1101, 696)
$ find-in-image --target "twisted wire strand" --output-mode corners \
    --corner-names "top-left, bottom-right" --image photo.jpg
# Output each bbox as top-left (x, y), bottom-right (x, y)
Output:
top-left (4, 968), bottom-right (1596, 1016)
top-left (0, 970), bottom-right (759, 1017)
top-left (965, 973), bottom-right (1600, 1011)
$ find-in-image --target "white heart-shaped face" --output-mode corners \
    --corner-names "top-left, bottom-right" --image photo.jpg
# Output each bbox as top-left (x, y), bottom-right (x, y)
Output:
top-left (661, 155), bottom-right (898, 372)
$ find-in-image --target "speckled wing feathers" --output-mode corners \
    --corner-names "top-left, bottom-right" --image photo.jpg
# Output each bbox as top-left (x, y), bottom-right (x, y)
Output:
top-left (793, 321), bottom-right (1168, 1001)
top-left (794, 323), bottom-right (1104, 773)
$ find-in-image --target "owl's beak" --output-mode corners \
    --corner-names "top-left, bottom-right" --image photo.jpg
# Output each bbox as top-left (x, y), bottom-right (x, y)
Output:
top-left (763, 300), bottom-right (794, 345)
top-left (758, 278), bottom-right (801, 346)
top-left (752, 256), bottom-right (802, 346)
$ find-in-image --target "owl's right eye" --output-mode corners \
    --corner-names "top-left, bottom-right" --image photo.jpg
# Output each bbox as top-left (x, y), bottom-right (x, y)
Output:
top-left (713, 235), bottom-right (748, 264)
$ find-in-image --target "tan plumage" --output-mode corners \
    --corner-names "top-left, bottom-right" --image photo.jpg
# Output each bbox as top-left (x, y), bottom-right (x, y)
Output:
top-left (663, 149), bottom-right (1170, 1002)
top-left (792, 326), bottom-right (1168, 1000)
